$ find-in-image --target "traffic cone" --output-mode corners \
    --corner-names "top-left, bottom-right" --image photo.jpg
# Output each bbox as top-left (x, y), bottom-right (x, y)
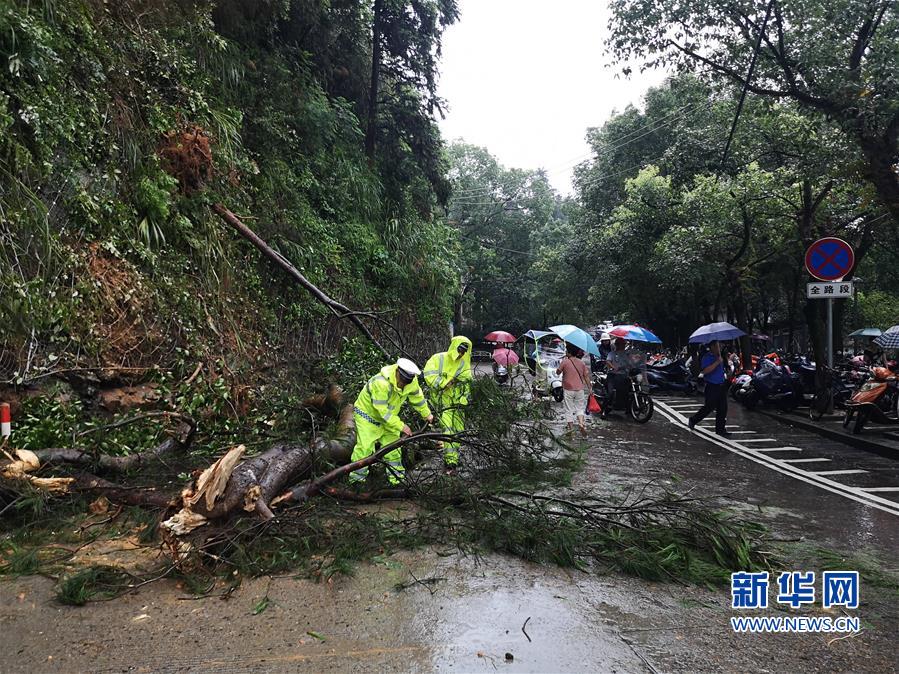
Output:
top-left (1, 402), bottom-right (10, 438)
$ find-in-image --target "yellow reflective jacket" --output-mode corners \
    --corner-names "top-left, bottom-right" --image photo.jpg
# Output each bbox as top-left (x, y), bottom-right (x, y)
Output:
top-left (424, 336), bottom-right (473, 404)
top-left (354, 364), bottom-right (431, 434)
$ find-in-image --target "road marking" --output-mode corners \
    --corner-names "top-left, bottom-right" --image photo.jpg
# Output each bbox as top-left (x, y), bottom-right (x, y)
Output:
top-left (698, 424), bottom-right (739, 429)
top-left (862, 487), bottom-right (899, 493)
top-left (812, 469), bottom-right (868, 476)
top-left (654, 400), bottom-right (899, 517)
top-left (725, 430), bottom-right (757, 434)
top-left (755, 447), bottom-right (803, 453)
top-left (734, 438), bottom-right (779, 443)
top-left (781, 457), bottom-right (832, 464)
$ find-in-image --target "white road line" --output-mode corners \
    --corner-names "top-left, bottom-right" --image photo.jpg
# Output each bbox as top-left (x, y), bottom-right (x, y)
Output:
top-left (862, 487), bottom-right (899, 493)
top-left (755, 447), bottom-right (803, 453)
top-left (653, 400), bottom-right (899, 517)
top-left (698, 424), bottom-right (739, 429)
top-left (812, 469), bottom-right (868, 476)
top-left (734, 438), bottom-right (779, 443)
top-left (781, 457), bottom-right (832, 464)
top-left (725, 430), bottom-right (757, 434)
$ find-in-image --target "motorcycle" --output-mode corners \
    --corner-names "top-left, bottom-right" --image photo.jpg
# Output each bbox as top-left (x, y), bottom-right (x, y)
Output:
top-left (842, 366), bottom-right (899, 434)
top-left (645, 358), bottom-right (696, 394)
top-left (592, 368), bottom-right (654, 423)
top-left (734, 358), bottom-right (802, 410)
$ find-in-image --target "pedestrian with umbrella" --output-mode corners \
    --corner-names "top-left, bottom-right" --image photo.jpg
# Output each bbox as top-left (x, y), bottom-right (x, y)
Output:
top-left (687, 322), bottom-right (746, 438)
top-left (556, 342), bottom-right (591, 437)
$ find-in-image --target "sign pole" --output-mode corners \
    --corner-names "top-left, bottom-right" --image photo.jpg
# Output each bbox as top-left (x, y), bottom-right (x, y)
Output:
top-left (826, 297), bottom-right (833, 369)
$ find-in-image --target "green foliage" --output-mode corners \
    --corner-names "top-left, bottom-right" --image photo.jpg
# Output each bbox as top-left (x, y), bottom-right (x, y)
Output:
top-left (12, 394), bottom-right (83, 450)
top-left (323, 337), bottom-right (385, 394)
top-left (852, 290), bottom-right (899, 330)
top-left (55, 566), bottom-right (135, 606)
top-left (1, 0), bottom-right (459, 382)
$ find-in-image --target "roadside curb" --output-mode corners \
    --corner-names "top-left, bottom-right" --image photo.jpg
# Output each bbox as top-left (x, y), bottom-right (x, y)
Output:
top-left (756, 409), bottom-right (898, 459)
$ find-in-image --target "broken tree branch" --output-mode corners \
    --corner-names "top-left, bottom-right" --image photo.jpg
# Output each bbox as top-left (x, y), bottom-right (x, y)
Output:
top-left (34, 419), bottom-right (196, 473)
top-left (70, 474), bottom-right (175, 508)
top-left (211, 204), bottom-right (392, 358)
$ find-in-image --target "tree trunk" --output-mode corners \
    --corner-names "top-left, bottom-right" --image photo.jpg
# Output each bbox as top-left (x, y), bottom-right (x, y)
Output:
top-left (364, 0), bottom-right (384, 159)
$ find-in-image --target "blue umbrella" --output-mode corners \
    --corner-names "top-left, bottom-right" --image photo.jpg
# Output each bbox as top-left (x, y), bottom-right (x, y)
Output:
top-left (548, 324), bottom-right (601, 357)
top-left (873, 325), bottom-right (899, 349)
top-left (689, 322), bottom-right (746, 344)
top-left (609, 324), bottom-right (663, 344)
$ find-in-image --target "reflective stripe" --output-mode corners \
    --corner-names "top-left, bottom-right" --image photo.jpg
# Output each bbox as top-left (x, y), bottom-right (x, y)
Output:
top-left (371, 399), bottom-right (389, 405)
top-left (433, 354), bottom-right (445, 387)
top-left (453, 360), bottom-right (466, 379)
top-left (349, 467), bottom-right (369, 482)
top-left (410, 398), bottom-right (427, 407)
top-left (354, 407), bottom-right (380, 426)
top-left (423, 370), bottom-right (439, 376)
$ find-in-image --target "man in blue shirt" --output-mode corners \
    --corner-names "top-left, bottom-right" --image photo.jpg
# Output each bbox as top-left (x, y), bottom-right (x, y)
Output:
top-left (688, 340), bottom-right (730, 437)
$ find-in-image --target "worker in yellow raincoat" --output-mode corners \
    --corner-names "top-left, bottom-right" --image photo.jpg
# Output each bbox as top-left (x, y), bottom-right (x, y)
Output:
top-left (349, 358), bottom-right (433, 485)
top-left (423, 336), bottom-right (473, 468)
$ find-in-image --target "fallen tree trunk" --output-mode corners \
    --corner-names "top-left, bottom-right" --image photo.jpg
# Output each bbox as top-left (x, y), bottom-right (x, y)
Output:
top-left (70, 474), bottom-right (175, 508)
top-left (34, 419), bottom-right (195, 472)
top-left (274, 430), bottom-right (453, 508)
top-left (162, 403), bottom-right (359, 532)
top-left (212, 204), bottom-right (394, 359)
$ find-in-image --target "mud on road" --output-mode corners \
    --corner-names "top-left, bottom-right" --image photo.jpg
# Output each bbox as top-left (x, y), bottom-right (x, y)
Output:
top-left (2, 405), bottom-right (898, 673)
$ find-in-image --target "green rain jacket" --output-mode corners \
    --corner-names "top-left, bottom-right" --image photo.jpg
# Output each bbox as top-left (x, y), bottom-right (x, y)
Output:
top-left (423, 336), bottom-right (473, 404)
top-left (354, 364), bottom-right (431, 434)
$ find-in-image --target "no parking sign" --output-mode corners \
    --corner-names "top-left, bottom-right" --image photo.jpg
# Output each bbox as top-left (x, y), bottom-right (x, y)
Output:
top-left (805, 238), bottom-right (855, 281)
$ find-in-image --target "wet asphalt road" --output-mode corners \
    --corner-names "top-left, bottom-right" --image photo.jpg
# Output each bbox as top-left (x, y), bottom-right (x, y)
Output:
top-left (590, 388), bottom-right (899, 559)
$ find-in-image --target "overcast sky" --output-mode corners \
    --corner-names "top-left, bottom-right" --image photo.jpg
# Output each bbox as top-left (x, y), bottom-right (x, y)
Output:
top-left (437, 0), bottom-right (668, 194)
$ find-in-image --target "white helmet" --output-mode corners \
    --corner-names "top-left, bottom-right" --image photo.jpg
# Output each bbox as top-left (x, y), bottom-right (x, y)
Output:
top-left (396, 357), bottom-right (421, 379)
top-left (600, 332), bottom-right (611, 342)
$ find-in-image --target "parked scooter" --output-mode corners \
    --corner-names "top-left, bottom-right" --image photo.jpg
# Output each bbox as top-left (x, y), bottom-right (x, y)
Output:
top-left (592, 369), bottom-right (654, 423)
top-left (843, 366), bottom-right (899, 434)
top-left (734, 358), bottom-right (802, 410)
top-left (492, 362), bottom-right (509, 385)
top-left (645, 358), bottom-right (696, 394)
top-left (532, 344), bottom-right (565, 402)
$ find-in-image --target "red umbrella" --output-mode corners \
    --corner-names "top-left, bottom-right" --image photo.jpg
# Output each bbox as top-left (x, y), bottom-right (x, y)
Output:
top-left (484, 330), bottom-right (517, 344)
top-left (492, 347), bottom-right (520, 367)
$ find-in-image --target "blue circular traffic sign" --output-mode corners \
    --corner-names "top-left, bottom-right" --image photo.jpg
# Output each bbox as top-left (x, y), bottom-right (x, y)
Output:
top-left (805, 237), bottom-right (854, 281)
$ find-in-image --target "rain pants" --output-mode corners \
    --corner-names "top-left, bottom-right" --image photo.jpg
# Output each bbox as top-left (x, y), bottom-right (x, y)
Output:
top-left (350, 363), bottom-right (431, 485)
top-left (423, 336), bottom-right (473, 466)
